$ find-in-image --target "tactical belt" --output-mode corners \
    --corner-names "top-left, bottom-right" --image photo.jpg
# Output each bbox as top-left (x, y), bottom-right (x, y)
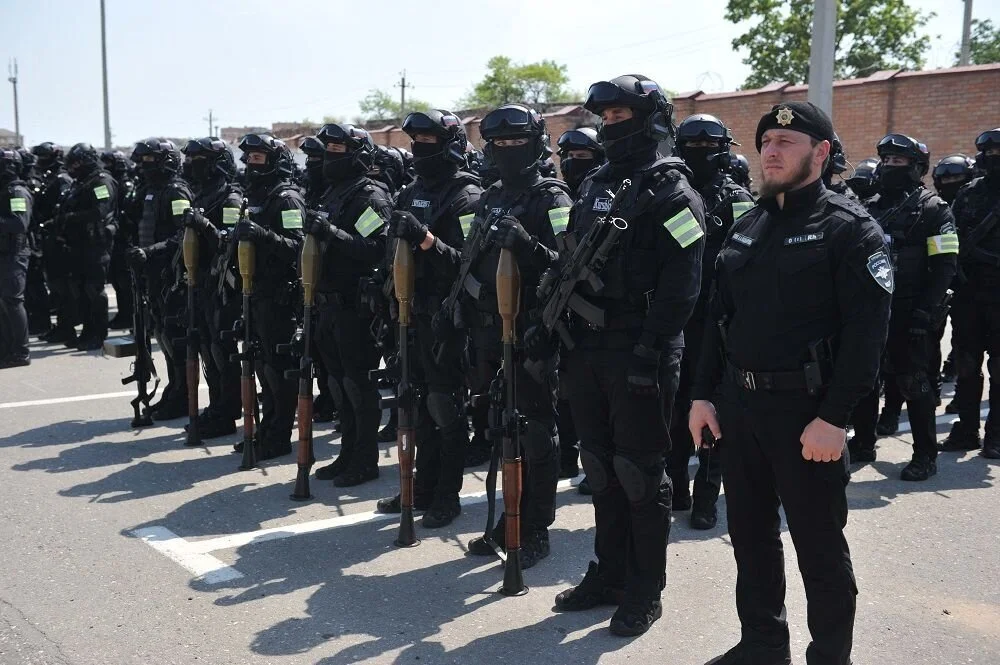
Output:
top-left (725, 361), bottom-right (808, 393)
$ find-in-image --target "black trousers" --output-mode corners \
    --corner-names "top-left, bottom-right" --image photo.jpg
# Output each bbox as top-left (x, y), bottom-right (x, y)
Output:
top-left (668, 346), bottom-right (722, 506)
top-left (566, 344), bottom-right (680, 591)
top-left (252, 293), bottom-right (297, 446)
top-left (0, 252), bottom-right (29, 360)
top-left (24, 252), bottom-right (50, 332)
top-left (469, 325), bottom-right (558, 531)
top-left (951, 296), bottom-right (1000, 439)
top-left (69, 253), bottom-right (110, 341)
top-left (411, 313), bottom-right (469, 503)
top-left (315, 303), bottom-right (382, 469)
top-left (853, 311), bottom-right (938, 460)
top-left (43, 236), bottom-right (75, 332)
top-left (718, 380), bottom-right (856, 665)
top-left (202, 284), bottom-right (241, 421)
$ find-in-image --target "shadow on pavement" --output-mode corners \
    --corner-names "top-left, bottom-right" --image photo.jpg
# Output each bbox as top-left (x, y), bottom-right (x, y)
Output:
top-left (0, 417), bottom-right (138, 449)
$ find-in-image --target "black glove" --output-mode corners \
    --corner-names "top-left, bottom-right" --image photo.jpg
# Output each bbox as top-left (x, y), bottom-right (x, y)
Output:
top-left (303, 210), bottom-right (332, 238)
top-left (235, 220), bottom-right (268, 243)
top-left (487, 215), bottom-right (535, 256)
top-left (183, 209), bottom-right (211, 232)
top-left (126, 247), bottom-right (146, 268)
top-left (432, 307), bottom-right (455, 339)
top-left (390, 211), bottom-right (429, 245)
top-left (626, 344), bottom-right (660, 397)
top-left (523, 324), bottom-right (558, 361)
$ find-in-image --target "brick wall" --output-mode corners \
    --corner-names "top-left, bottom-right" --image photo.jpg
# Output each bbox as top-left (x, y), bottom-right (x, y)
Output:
top-left (671, 63), bottom-right (1000, 186)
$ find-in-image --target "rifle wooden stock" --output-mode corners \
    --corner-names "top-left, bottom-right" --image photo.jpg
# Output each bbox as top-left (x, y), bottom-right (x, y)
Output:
top-left (183, 225), bottom-right (201, 446)
top-left (237, 230), bottom-right (258, 471)
top-left (497, 248), bottom-right (526, 596)
top-left (291, 233), bottom-right (321, 500)
top-left (393, 239), bottom-right (419, 547)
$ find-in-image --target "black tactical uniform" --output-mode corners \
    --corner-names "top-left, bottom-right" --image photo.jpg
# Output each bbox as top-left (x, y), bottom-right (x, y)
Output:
top-left (694, 102), bottom-right (892, 665)
top-left (102, 150), bottom-right (137, 330)
top-left (0, 149), bottom-right (33, 368)
top-left (731, 154), bottom-right (753, 193)
top-left (941, 128), bottom-right (1000, 459)
top-left (59, 144), bottom-right (118, 350)
top-left (17, 148), bottom-right (48, 336)
top-left (304, 124), bottom-right (390, 486)
top-left (180, 138), bottom-right (244, 439)
top-left (126, 138), bottom-right (195, 421)
top-left (33, 144), bottom-right (76, 343)
top-left (850, 135), bottom-right (957, 480)
top-left (667, 113), bottom-right (753, 530)
top-left (844, 157), bottom-right (880, 202)
top-left (375, 109), bottom-right (482, 527)
top-left (544, 77), bottom-right (704, 637)
top-left (232, 134), bottom-right (306, 460)
top-left (454, 105), bottom-right (568, 568)
top-left (555, 127), bottom-right (606, 483)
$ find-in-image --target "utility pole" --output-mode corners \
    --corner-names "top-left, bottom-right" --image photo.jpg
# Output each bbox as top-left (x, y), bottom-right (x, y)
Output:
top-left (396, 70), bottom-right (408, 124)
top-left (204, 109), bottom-right (216, 137)
top-left (7, 59), bottom-right (20, 146)
top-left (959, 0), bottom-right (974, 66)
top-left (807, 0), bottom-right (837, 117)
top-left (100, 0), bottom-right (112, 149)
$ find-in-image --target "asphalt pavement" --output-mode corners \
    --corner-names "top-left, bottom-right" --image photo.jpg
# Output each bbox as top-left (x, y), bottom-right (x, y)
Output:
top-left (0, 300), bottom-right (997, 665)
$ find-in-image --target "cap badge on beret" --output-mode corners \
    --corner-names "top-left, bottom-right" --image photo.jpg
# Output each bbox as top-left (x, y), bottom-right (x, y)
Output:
top-left (776, 107), bottom-right (794, 127)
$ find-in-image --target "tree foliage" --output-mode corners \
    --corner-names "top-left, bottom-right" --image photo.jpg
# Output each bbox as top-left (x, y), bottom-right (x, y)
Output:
top-left (357, 89), bottom-right (431, 123)
top-left (725, 0), bottom-right (932, 89)
top-left (959, 19), bottom-right (1000, 65)
top-left (460, 56), bottom-right (575, 108)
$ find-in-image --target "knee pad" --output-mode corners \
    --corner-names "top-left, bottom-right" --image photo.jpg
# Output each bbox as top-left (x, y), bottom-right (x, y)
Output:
top-left (955, 351), bottom-right (981, 378)
top-left (580, 446), bottom-right (613, 494)
top-left (613, 454), bottom-right (667, 507)
top-left (426, 390), bottom-right (464, 430)
top-left (521, 419), bottom-right (555, 462)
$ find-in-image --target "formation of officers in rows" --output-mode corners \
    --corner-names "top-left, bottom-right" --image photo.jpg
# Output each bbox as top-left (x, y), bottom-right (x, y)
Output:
top-left (1, 69), bottom-right (999, 663)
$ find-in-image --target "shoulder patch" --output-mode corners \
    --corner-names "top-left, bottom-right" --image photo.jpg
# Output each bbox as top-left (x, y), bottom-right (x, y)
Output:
top-left (547, 207), bottom-right (570, 234)
top-left (867, 250), bottom-right (894, 293)
top-left (281, 208), bottom-right (302, 229)
top-left (93, 185), bottom-right (110, 200)
top-left (663, 206), bottom-right (704, 249)
top-left (222, 207), bottom-right (240, 226)
top-left (9, 197), bottom-right (27, 213)
top-left (171, 199), bottom-right (191, 216)
top-left (459, 213), bottom-right (475, 239)
top-left (732, 201), bottom-right (754, 220)
top-left (355, 206), bottom-right (383, 238)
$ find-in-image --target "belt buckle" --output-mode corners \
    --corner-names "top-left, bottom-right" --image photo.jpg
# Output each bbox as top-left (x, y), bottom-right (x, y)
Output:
top-left (742, 370), bottom-right (756, 391)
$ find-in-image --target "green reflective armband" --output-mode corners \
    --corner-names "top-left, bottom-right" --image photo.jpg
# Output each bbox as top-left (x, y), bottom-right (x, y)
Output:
top-left (9, 197), bottom-right (26, 213)
top-left (732, 201), bottom-right (753, 220)
top-left (547, 206), bottom-right (570, 234)
top-left (171, 199), bottom-right (190, 216)
top-left (663, 206), bottom-right (703, 249)
top-left (355, 206), bottom-right (383, 237)
top-left (927, 233), bottom-right (959, 256)
top-left (281, 209), bottom-right (303, 229)
top-left (93, 185), bottom-right (110, 201)
top-left (222, 207), bottom-right (240, 226)
top-left (459, 213), bottom-right (475, 239)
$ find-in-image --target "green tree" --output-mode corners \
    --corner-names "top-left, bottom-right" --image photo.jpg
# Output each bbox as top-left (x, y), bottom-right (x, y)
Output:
top-left (958, 19), bottom-right (1000, 65)
top-left (357, 89), bottom-right (431, 123)
top-left (726, 0), bottom-right (933, 89)
top-left (461, 56), bottom-right (574, 108)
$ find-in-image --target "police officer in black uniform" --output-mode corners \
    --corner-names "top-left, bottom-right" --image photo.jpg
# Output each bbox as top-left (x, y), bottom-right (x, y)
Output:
top-left (102, 150), bottom-right (137, 330)
top-left (34, 143), bottom-right (76, 343)
top-left (304, 124), bottom-right (390, 486)
top-left (941, 128), bottom-right (1000, 459)
top-left (17, 148), bottom-right (47, 336)
top-left (690, 102), bottom-right (892, 665)
top-left (453, 104), bottom-right (569, 567)
top-left (229, 134), bottom-right (305, 459)
top-left (178, 137), bottom-right (244, 439)
top-left (375, 109), bottom-right (482, 526)
top-left (370, 144), bottom-right (407, 197)
top-left (300, 136), bottom-right (327, 208)
top-left (60, 143), bottom-right (118, 350)
top-left (731, 154), bottom-right (753, 193)
top-left (126, 138), bottom-right (195, 420)
top-left (0, 149), bottom-right (33, 368)
top-left (540, 76), bottom-right (704, 636)
top-left (668, 113), bottom-right (753, 530)
top-left (554, 127), bottom-right (606, 486)
top-left (849, 135), bottom-right (957, 480)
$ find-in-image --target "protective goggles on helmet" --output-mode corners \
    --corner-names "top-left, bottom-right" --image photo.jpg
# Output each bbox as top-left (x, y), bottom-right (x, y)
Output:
top-left (677, 119), bottom-right (729, 142)
top-left (480, 107), bottom-right (540, 138)
top-left (933, 160), bottom-right (971, 178)
top-left (557, 130), bottom-right (598, 151)
top-left (402, 111), bottom-right (461, 137)
top-left (877, 134), bottom-right (917, 155)
top-left (976, 129), bottom-right (1000, 150)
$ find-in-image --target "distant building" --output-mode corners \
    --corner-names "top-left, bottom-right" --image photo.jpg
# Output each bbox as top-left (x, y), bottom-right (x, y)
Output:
top-left (0, 128), bottom-right (20, 148)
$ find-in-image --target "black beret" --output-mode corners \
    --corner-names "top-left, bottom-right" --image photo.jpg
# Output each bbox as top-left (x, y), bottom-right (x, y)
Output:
top-left (754, 101), bottom-right (835, 152)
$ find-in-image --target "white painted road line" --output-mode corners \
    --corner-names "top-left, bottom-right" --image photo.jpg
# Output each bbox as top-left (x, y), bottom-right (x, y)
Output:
top-left (0, 385), bottom-right (208, 410)
top-left (885, 407), bottom-right (987, 436)
top-left (133, 526), bottom-right (244, 584)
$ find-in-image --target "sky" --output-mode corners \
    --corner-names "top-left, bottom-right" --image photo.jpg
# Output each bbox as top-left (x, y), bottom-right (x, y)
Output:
top-left (1, 0), bottom-right (997, 148)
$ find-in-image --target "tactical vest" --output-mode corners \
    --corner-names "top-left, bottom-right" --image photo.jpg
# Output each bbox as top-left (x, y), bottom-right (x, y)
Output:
top-left (869, 189), bottom-right (933, 301)
top-left (139, 179), bottom-right (187, 248)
